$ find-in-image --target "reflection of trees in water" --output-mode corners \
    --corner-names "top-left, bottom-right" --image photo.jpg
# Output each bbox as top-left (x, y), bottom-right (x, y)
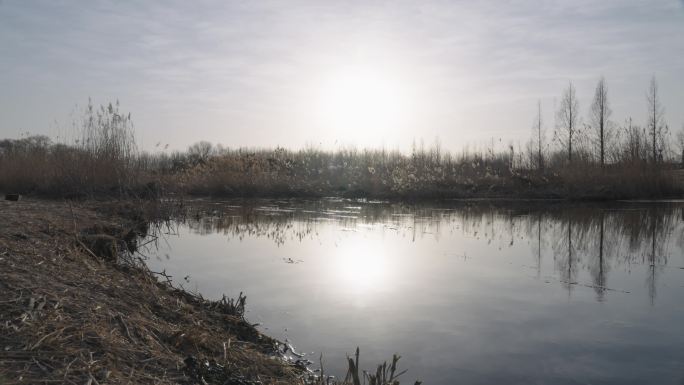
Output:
top-left (594, 213), bottom-right (607, 301)
top-left (628, 210), bottom-right (671, 303)
top-left (529, 213), bottom-right (546, 279)
top-left (543, 209), bottom-right (607, 298)
top-left (540, 205), bottom-right (678, 302)
top-left (535, 205), bottom-right (679, 302)
top-left (176, 200), bottom-right (683, 302)
top-left (553, 218), bottom-right (579, 294)
top-left (546, 209), bottom-right (617, 300)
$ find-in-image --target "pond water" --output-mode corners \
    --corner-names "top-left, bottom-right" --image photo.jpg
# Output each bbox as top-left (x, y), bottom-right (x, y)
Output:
top-left (144, 199), bottom-right (684, 385)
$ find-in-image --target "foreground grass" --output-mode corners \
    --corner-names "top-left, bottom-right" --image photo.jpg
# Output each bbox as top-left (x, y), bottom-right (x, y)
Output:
top-left (0, 199), bottom-right (419, 385)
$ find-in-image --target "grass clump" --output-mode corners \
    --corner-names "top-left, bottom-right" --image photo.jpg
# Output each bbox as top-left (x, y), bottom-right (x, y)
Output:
top-left (343, 348), bottom-right (421, 385)
top-left (307, 348), bottom-right (421, 385)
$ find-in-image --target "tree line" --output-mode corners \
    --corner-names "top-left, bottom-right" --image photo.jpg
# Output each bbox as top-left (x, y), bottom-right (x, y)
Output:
top-left (528, 76), bottom-right (679, 170)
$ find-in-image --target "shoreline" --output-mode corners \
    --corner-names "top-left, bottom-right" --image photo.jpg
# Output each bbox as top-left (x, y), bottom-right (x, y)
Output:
top-left (2, 196), bottom-right (681, 384)
top-left (170, 194), bottom-right (684, 207)
top-left (0, 199), bottom-right (304, 384)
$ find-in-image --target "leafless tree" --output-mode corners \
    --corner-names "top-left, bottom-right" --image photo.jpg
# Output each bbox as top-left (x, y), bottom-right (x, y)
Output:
top-left (646, 76), bottom-right (667, 163)
top-left (621, 117), bottom-right (648, 163)
top-left (589, 77), bottom-right (613, 166)
top-left (188, 141), bottom-right (214, 165)
top-left (554, 82), bottom-right (580, 162)
top-left (532, 100), bottom-right (546, 170)
top-left (675, 125), bottom-right (684, 167)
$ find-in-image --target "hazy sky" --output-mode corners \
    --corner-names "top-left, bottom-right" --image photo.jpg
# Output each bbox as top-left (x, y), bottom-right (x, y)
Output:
top-left (1, 0), bottom-right (683, 152)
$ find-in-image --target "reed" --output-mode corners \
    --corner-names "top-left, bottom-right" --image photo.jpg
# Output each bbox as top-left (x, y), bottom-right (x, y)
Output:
top-left (308, 347), bottom-right (421, 385)
top-left (344, 348), bottom-right (421, 385)
top-left (0, 102), bottom-right (156, 198)
top-left (1, 101), bottom-right (681, 200)
top-left (159, 143), bottom-right (680, 200)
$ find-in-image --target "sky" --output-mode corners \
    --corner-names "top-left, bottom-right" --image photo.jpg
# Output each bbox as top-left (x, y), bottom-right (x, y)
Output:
top-left (1, 0), bottom-right (683, 152)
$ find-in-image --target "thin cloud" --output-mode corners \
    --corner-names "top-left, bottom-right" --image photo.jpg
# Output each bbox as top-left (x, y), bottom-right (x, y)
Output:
top-left (0, 0), bottom-right (682, 150)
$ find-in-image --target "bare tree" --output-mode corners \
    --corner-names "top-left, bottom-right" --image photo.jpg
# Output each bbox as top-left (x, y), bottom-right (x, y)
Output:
top-left (188, 141), bottom-right (214, 165)
top-left (676, 125), bottom-right (684, 167)
top-left (589, 77), bottom-right (612, 166)
top-left (554, 82), bottom-right (580, 162)
top-left (621, 117), bottom-right (648, 163)
top-left (646, 76), bottom-right (666, 163)
top-left (532, 100), bottom-right (546, 170)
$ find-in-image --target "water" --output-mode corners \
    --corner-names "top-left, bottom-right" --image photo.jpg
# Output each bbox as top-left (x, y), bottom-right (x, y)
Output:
top-left (144, 199), bottom-right (684, 384)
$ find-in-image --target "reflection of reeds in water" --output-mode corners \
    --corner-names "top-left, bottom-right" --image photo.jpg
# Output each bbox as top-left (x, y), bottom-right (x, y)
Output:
top-left (172, 200), bottom-right (684, 303)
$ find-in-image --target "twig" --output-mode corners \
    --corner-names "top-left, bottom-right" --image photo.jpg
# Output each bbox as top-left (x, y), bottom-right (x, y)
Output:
top-left (115, 313), bottom-right (136, 343)
top-left (135, 235), bottom-right (159, 249)
top-left (125, 366), bottom-right (135, 385)
top-left (64, 357), bottom-right (78, 381)
top-left (29, 327), bottom-right (65, 351)
top-left (30, 357), bottom-right (49, 373)
top-left (88, 372), bottom-right (101, 385)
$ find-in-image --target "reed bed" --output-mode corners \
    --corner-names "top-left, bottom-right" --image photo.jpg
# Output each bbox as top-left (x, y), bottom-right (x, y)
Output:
top-left (0, 101), bottom-right (681, 200)
top-left (2, 137), bottom-right (680, 200)
top-left (170, 145), bottom-right (681, 200)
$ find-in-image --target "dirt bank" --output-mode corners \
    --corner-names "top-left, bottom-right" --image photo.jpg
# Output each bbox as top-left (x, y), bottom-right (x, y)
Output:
top-left (0, 199), bottom-right (303, 384)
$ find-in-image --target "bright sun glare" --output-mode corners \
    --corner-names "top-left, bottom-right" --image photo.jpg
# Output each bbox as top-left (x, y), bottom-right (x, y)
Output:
top-left (334, 241), bottom-right (389, 294)
top-left (316, 66), bottom-right (406, 142)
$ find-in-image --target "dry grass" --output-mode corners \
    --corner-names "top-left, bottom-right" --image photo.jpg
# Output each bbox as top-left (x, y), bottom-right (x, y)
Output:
top-left (0, 102), bottom-right (154, 198)
top-left (0, 199), bottom-right (302, 384)
top-left (1, 134), bottom-right (681, 201)
top-left (0, 100), bottom-right (680, 201)
top-left (157, 145), bottom-right (681, 200)
top-left (1, 99), bottom-right (682, 200)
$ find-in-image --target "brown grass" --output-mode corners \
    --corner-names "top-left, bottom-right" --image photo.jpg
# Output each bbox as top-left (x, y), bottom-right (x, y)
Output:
top-left (0, 199), bottom-right (302, 384)
top-left (1, 100), bottom-right (682, 200)
top-left (1, 134), bottom-right (681, 201)
top-left (161, 146), bottom-right (681, 200)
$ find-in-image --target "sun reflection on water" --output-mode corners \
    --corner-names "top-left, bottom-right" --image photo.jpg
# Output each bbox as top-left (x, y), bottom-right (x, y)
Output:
top-left (333, 241), bottom-right (391, 296)
top-left (146, 201), bottom-right (684, 385)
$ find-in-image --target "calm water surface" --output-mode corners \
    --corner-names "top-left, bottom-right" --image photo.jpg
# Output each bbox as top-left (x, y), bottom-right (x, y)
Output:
top-left (145, 199), bottom-right (684, 385)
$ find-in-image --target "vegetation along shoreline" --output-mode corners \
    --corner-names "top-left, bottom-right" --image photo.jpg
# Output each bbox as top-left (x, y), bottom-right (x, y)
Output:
top-left (0, 198), bottom-right (423, 385)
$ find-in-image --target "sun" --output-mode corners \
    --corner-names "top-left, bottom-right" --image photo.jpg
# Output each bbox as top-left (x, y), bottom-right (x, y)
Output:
top-left (314, 65), bottom-right (406, 143)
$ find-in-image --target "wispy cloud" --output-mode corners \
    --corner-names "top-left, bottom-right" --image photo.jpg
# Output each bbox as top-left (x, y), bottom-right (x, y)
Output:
top-left (0, 0), bottom-right (682, 149)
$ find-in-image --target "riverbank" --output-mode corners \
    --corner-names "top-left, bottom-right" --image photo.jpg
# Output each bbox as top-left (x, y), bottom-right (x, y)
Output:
top-left (0, 199), bottom-right (304, 384)
top-left (2, 135), bottom-right (683, 202)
